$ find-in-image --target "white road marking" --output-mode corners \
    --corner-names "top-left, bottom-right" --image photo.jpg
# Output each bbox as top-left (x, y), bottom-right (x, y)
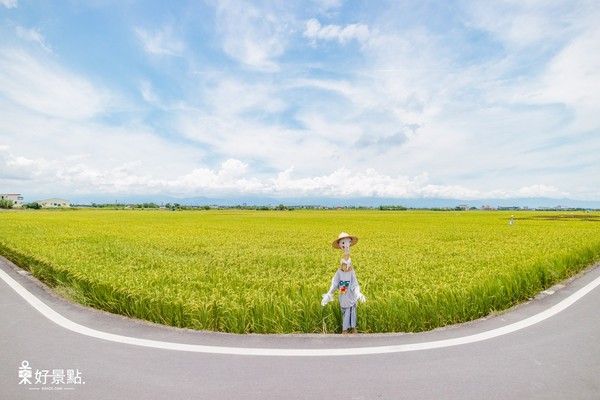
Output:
top-left (1, 267), bottom-right (599, 357)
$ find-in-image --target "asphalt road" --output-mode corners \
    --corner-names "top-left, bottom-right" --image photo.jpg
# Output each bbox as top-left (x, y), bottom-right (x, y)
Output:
top-left (1, 256), bottom-right (599, 400)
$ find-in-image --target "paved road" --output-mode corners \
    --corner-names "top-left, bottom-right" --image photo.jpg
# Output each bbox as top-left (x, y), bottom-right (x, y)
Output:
top-left (1, 256), bottom-right (599, 399)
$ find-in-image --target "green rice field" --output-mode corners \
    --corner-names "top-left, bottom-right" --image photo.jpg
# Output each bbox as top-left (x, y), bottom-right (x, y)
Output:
top-left (1, 208), bottom-right (599, 334)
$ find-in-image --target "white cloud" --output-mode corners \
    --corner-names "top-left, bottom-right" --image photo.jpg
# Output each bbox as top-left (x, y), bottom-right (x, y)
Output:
top-left (0, 0), bottom-right (17, 8)
top-left (205, 78), bottom-right (287, 116)
top-left (140, 80), bottom-right (159, 104)
top-left (0, 49), bottom-right (111, 119)
top-left (1, 140), bottom-right (582, 200)
top-left (135, 26), bottom-right (184, 56)
top-left (15, 26), bottom-right (52, 52)
top-left (513, 184), bottom-right (568, 199)
top-left (166, 160), bottom-right (264, 195)
top-left (270, 167), bottom-right (428, 198)
top-left (304, 18), bottom-right (369, 44)
top-left (219, 158), bottom-right (248, 178)
top-left (310, 0), bottom-right (342, 12)
top-left (213, 0), bottom-right (290, 71)
top-left (521, 28), bottom-right (600, 132)
top-left (460, 1), bottom-right (576, 49)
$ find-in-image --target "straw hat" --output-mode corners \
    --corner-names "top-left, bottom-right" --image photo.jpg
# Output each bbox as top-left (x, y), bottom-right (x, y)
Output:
top-left (332, 232), bottom-right (359, 249)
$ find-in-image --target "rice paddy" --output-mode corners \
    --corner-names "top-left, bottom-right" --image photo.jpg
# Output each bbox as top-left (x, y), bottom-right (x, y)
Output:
top-left (0, 208), bottom-right (599, 334)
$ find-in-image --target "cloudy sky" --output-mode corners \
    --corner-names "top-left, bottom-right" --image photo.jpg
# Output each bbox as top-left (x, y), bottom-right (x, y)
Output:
top-left (1, 0), bottom-right (599, 203)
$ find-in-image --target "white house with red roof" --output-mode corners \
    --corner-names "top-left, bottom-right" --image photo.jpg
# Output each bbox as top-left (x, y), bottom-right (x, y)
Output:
top-left (0, 194), bottom-right (24, 208)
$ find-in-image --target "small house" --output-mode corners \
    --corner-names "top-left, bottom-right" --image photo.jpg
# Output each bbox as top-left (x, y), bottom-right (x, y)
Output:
top-left (36, 198), bottom-right (71, 208)
top-left (1, 194), bottom-right (24, 208)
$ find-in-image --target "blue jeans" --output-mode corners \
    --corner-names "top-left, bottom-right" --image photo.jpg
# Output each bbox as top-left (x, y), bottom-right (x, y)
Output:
top-left (341, 305), bottom-right (357, 331)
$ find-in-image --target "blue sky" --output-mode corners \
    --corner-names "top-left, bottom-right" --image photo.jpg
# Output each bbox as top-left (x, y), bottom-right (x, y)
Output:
top-left (1, 0), bottom-right (599, 203)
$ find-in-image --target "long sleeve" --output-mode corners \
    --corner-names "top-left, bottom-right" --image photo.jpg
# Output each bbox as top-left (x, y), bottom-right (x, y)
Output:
top-left (327, 270), bottom-right (340, 295)
top-left (350, 270), bottom-right (359, 293)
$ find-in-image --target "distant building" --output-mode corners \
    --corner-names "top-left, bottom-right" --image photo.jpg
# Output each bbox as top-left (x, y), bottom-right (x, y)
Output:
top-left (36, 198), bottom-right (71, 208)
top-left (1, 194), bottom-right (24, 208)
